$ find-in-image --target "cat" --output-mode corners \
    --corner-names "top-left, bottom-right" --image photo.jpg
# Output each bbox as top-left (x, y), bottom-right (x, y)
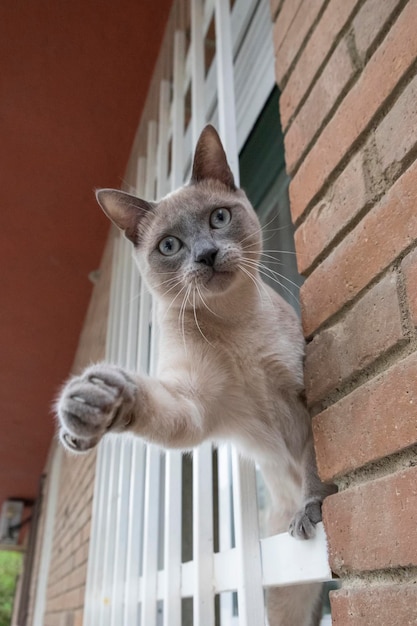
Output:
top-left (56, 125), bottom-right (334, 625)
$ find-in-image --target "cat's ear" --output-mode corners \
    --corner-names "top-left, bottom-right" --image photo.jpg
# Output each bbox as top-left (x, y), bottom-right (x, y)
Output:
top-left (191, 125), bottom-right (236, 191)
top-left (95, 189), bottom-right (153, 245)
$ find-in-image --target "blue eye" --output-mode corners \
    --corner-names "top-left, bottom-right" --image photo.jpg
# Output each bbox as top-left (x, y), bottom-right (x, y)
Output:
top-left (158, 236), bottom-right (182, 256)
top-left (210, 207), bottom-right (231, 229)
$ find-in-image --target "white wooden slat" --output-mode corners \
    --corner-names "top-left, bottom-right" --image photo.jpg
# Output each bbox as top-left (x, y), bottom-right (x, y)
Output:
top-left (123, 439), bottom-right (146, 625)
top-left (84, 440), bottom-right (112, 625)
top-left (125, 157), bottom-right (146, 371)
top-left (116, 238), bottom-right (133, 366)
top-left (193, 441), bottom-right (215, 625)
top-left (191, 0), bottom-right (207, 138)
top-left (162, 451), bottom-right (182, 626)
top-left (137, 280), bottom-right (152, 375)
top-left (213, 547), bottom-right (238, 594)
top-left (261, 523), bottom-right (332, 587)
top-left (172, 30), bottom-right (186, 189)
top-left (145, 120), bottom-right (158, 200)
top-left (109, 438), bottom-right (133, 625)
top-left (136, 155), bottom-right (147, 196)
top-left (157, 80), bottom-right (171, 200)
top-left (125, 263), bottom-right (141, 372)
top-left (215, 0), bottom-right (239, 183)
top-left (98, 437), bottom-right (122, 626)
top-left (108, 233), bottom-right (124, 363)
top-left (184, 0), bottom-right (214, 90)
top-left (231, 451), bottom-right (266, 626)
top-left (140, 445), bottom-right (162, 626)
top-left (180, 560), bottom-right (194, 598)
top-left (137, 281), bottom-right (151, 372)
top-left (217, 445), bottom-right (235, 621)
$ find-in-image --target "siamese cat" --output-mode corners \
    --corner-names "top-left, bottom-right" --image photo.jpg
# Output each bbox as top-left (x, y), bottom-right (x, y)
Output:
top-left (56, 125), bottom-right (333, 625)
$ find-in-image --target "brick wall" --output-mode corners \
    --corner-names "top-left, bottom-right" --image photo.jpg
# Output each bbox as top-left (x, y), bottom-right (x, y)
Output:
top-left (26, 231), bottom-right (114, 626)
top-left (271, 0), bottom-right (417, 623)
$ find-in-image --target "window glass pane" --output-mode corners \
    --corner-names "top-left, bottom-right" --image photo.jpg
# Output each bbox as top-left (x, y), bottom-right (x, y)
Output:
top-left (239, 87), bottom-right (303, 316)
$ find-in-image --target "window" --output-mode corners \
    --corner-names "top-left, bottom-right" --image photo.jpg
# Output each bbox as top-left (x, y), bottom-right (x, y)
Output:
top-left (240, 86), bottom-right (302, 314)
top-left (84, 2), bottom-right (333, 624)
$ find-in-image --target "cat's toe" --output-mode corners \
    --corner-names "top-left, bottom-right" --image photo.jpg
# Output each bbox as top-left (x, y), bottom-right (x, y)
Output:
top-left (289, 499), bottom-right (322, 540)
top-left (59, 429), bottom-right (102, 454)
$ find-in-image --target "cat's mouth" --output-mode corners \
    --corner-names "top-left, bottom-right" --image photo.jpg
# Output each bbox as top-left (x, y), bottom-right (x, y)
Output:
top-left (204, 267), bottom-right (235, 291)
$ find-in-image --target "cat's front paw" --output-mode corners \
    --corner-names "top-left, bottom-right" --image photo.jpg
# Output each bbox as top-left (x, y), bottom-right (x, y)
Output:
top-left (289, 499), bottom-right (322, 540)
top-left (56, 363), bottom-right (137, 453)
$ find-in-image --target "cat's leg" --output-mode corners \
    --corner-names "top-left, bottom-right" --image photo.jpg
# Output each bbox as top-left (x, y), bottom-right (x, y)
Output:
top-left (56, 362), bottom-right (211, 453)
top-left (289, 436), bottom-right (336, 540)
top-left (267, 583), bottom-right (323, 626)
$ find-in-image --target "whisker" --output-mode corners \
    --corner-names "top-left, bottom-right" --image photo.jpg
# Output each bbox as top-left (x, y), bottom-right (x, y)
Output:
top-left (238, 213), bottom-right (278, 246)
top-left (238, 263), bottom-right (273, 306)
top-left (156, 276), bottom-right (180, 288)
top-left (161, 283), bottom-right (187, 322)
top-left (179, 285), bottom-right (191, 354)
top-left (243, 258), bottom-right (301, 291)
top-left (240, 259), bottom-right (299, 304)
top-left (244, 249), bottom-right (300, 256)
top-left (129, 290), bottom-right (142, 305)
top-left (196, 284), bottom-right (222, 318)
top-left (158, 278), bottom-right (181, 297)
top-left (192, 289), bottom-right (215, 347)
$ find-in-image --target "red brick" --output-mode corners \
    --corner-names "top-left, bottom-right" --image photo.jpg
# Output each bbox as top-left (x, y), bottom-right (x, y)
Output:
top-left (289, 0), bottom-right (417, 223)
top-left (275, 0), bottom-right (327, 86)
top-left (295, 150), bottom-right (368, 275)
top-left (280, 0), bottom-right (361, 130)
top-left (352, 0), bottom-right (403, 62)
top-left (331, 584), bottom-right (417, 626)
top-left (402, 247), bottom-right (417, 327)
top-left (374, 72), bottom-right (417, 179)
top-left (300, 159), bottom-right (417, 337)
top-left (305, 272), bottom-right (403, 405)
top-left (272, 0), bottom-right (303, 55)
top-left (313, 351), bottom-right (417, 482)
top-left (323, 466), bottom-right (417, 575)
top-left (284, 37), bottom-right (355, 174)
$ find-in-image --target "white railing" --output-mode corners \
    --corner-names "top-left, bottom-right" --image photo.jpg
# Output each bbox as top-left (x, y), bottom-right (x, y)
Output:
top-left (83, 1), bottom-right (333, 624)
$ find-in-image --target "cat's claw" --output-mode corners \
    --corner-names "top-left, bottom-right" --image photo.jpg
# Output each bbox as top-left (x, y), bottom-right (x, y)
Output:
top-left (289, 499), bottom-right (322, 540)
top-left (56, 363), bottom-right (137, 453)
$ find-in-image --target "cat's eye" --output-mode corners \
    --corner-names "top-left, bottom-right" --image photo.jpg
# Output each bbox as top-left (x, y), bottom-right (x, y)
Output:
top-left (158, 236), bottom-right (182, 256)
top-left (210, 207), bottom-right (231, 229)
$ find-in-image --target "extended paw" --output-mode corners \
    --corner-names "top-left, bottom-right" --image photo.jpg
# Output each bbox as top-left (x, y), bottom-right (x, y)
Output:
top-left (56, 363), bottom-right (137, 453)
top-left (289, 499), bottom-right (322, 540)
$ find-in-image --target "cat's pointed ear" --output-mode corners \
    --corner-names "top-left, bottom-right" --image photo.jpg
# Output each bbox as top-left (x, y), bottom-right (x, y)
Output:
top-left (191, 125), bottom-right (236, 191)
top-left (95, 189), bottom-right (153, 245)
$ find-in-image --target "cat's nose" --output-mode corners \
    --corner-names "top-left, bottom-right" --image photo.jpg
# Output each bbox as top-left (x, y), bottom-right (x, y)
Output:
top-left (194, 245), bottom-right (219, 267)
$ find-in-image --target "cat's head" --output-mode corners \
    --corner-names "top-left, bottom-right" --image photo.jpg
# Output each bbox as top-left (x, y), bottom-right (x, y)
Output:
top-left (96, 125), bottom-right (262, 307)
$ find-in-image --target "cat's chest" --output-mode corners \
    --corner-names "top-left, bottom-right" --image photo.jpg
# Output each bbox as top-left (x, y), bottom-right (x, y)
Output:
top-left (216, 332), bottom-right (295, 392)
